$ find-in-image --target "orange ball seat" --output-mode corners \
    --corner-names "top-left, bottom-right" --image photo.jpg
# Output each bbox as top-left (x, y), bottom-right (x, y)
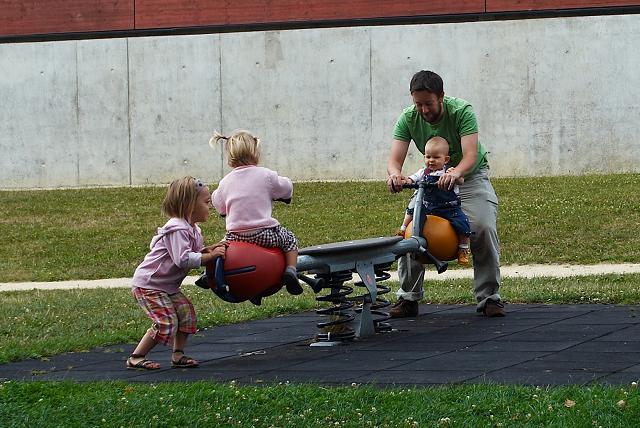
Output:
top-left (404, 215), bottom-right (459, 262)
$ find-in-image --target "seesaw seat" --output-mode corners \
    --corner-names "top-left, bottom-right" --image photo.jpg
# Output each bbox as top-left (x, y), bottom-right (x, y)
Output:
top-left (200, 241), bottom-right (285, 303)
top-left (299, 236), bottom-right (403, 256)
top-left (404, 215), bottom-right (458, 262)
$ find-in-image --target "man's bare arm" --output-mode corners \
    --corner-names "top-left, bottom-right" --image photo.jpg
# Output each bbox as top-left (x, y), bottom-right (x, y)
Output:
top-left (387, 139), bottom-right (410, 193)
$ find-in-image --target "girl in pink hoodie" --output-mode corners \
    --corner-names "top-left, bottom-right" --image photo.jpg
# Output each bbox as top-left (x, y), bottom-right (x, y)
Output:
top-left (128, 176), bottom-right (225, 370)
top-left (211, 129), bottom-right (303, 298)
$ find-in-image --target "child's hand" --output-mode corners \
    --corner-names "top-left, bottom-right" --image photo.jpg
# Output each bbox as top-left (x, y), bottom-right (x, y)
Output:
top-left (208, 245), bottom-right (226, 258)
top-left (402, 177), bottom-right (414, 185)
top-left (203, 241), bottom-right (226, 253)
top-left (201, 242), bottom-right (227, 265)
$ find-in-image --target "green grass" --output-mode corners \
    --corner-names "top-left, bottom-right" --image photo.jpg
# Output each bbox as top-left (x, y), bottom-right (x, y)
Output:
top-left (2, 381), bottom-right (639, 427)
top-left (494, 174), bottom-right (640, 264)
top-left (1, 174), bottom-right (639, 282)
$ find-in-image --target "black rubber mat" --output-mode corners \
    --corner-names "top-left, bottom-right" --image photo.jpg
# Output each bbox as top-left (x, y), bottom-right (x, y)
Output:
top-left (3, 304), bottom-right (640, 386)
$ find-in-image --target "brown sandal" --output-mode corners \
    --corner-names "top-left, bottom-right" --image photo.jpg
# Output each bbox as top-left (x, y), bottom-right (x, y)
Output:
top-left (171, 350), bottom-right (199, 368)
top-left (126, 354), bottom-right (161, 370)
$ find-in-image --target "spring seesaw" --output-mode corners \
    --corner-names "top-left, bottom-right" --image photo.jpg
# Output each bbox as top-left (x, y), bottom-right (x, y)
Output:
top-left (196, 180), bottom-right (458, 345)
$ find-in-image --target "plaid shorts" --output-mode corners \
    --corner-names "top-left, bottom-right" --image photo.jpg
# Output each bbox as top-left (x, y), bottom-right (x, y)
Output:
top-left (225, 225), bottom-right (298, 252)
top-left (132, 287), bottom-right (197, 346)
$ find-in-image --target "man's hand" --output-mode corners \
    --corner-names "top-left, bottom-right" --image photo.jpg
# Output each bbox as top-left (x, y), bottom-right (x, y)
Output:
top-left (387, 173), bottom-right (406, 193)
top-left (387, 139), bottom-right (410, 193)
top-left (438, 169), bottom-right (463, 191)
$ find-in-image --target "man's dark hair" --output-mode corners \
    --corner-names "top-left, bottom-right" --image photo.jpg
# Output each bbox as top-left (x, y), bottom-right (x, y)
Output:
top-left (410, 70), bottom-right (444, 95)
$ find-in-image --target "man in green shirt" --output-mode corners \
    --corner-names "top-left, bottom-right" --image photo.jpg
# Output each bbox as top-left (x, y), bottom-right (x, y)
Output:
top-left (387, 70), bottom-right (505, 317)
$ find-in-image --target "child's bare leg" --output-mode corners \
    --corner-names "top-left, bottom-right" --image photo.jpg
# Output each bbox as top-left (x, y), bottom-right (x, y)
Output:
top-left (284, 250), bottom-right (298, 268)
top-left (172, 331), bottom-right (198, 367)
top-left (283, 250), bottom-right (303, 295)
top-left (397, 214), bottom-right (412, 236)
top-left (128, 328), bottom-right (160, 368)
top-left (457, 235), bottom-right (470, 265)
top-left (132, 328), bottom-right (158, 357)
top-left (172, 331), bottom-right (188, 355)
top-left (403, 214), bottom-right (412, 229)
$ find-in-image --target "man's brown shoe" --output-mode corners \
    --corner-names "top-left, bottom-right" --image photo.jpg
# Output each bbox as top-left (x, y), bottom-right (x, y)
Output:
top-left (483, 300), bottom-right (506, 317)
top-left (389, 298), bottom-right (419, 318)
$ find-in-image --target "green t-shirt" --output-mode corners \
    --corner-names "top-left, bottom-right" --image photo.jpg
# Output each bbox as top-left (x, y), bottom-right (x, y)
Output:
top-left (393, 96), bottom-right (488, 174)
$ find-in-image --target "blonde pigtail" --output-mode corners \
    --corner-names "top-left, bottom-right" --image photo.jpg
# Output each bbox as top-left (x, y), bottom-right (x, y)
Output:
top-left (209, 130), bottom-right (229, 149)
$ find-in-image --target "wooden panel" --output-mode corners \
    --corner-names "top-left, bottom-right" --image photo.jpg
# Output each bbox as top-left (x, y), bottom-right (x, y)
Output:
top-left (3, 0), bottom-right (638, 39)
top-left (134, 0), bottom-right (485, 29)
top-left (487, 0), bottom-right (640, 12)
top-left (0, 0), bottom-right (134, 37)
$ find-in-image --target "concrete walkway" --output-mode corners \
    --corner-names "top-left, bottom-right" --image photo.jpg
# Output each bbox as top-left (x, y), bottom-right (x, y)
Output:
top-left (2, 263), bottom-right (640, 292)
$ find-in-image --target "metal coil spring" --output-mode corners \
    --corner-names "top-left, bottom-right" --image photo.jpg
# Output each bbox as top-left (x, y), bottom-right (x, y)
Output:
top-left (352, 263), bottom-right (393, 333)
top-left (314, 271), bottom-right (355, 342)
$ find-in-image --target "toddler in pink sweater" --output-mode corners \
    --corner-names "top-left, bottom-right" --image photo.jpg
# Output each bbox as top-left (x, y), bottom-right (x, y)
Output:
top-left (210, 129), bottom-right (303, 298)
top-left (129, 176), bottom-right (225, 370)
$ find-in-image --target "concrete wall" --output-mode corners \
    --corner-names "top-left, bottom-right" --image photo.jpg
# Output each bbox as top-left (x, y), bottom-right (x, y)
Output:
top-left (1, 14), bottom-right (639, 188)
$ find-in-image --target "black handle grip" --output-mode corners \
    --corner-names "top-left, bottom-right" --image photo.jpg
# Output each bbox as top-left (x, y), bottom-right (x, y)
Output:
top-left (297, 273), bottom-right (324, 293)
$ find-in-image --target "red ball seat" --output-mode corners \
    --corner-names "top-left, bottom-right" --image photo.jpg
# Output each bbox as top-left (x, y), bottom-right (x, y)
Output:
top-left (205, 241), bottom-right (285, 302)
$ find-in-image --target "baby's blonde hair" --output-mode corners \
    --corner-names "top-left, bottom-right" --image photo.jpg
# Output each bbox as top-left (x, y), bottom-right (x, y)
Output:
top-left (209, 129), bottom-right (260, 167)
top-left (425, 136), bottom-right (450, 155)
top-left (161, 176), bottom-right (201, 221)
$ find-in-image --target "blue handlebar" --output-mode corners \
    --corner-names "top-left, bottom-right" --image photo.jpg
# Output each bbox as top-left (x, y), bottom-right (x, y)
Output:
top-left (209, 257), bottom-right (242, 303)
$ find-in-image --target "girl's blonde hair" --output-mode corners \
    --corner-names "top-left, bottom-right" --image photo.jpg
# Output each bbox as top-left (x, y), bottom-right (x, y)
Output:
top-left (209, 129), bottom-right (260, 167)
top-left (161, 176), bottom-right (202, 221)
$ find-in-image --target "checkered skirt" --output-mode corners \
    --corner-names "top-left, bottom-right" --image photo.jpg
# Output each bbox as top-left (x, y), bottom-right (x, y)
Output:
top-left (225, 225), bottom-right (298, 252)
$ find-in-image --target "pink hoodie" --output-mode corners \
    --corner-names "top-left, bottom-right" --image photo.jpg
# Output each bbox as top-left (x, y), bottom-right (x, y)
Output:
top-left (212, 165), bottom-right (293, 232)
top-left (132, 218), bottom-right (204, 294)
